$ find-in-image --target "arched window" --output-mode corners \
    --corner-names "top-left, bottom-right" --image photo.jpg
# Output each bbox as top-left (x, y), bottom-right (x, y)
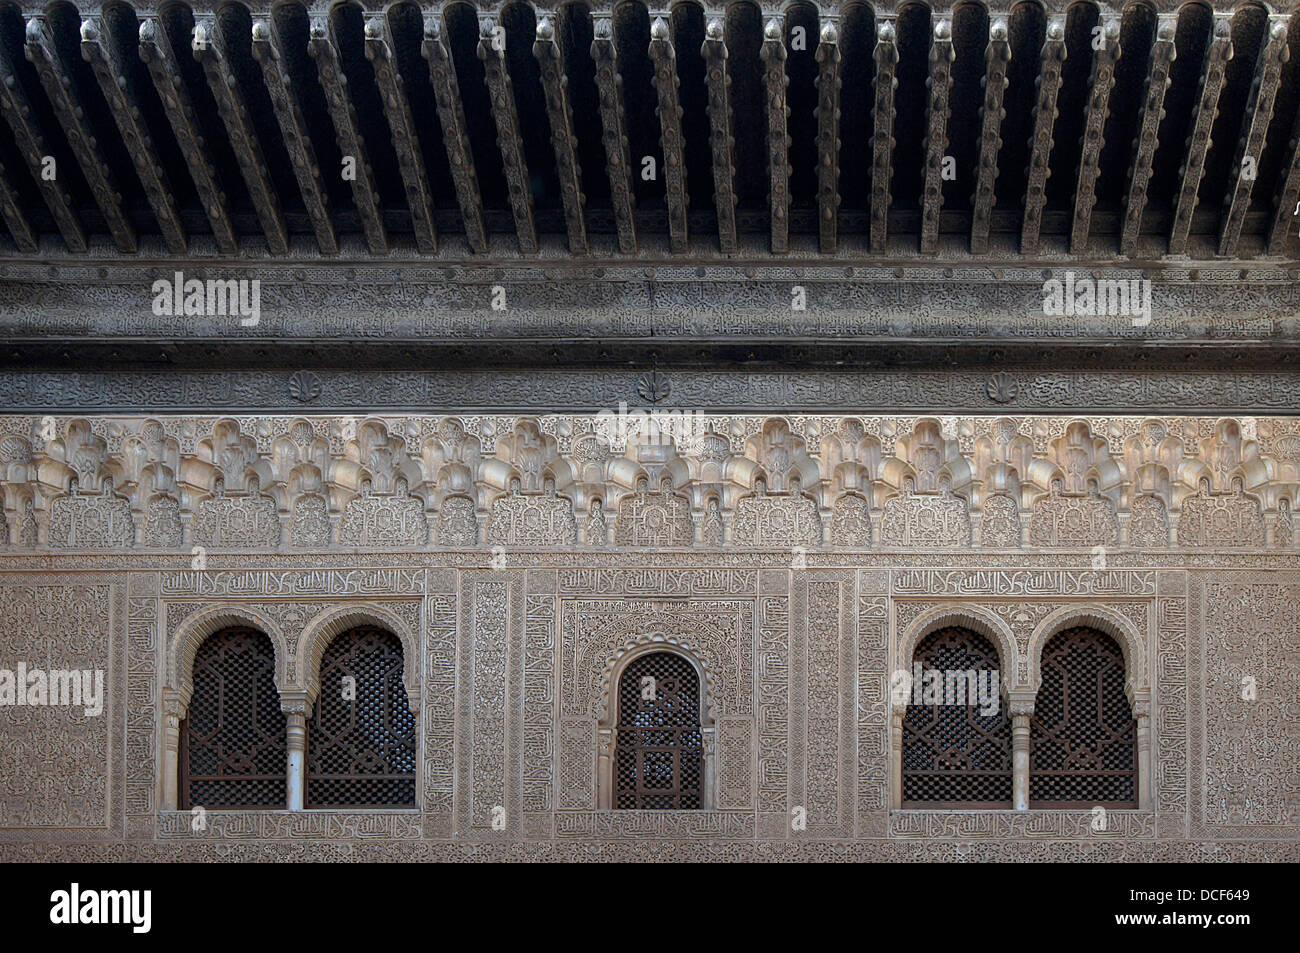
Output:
top-left (1030, 627), bottom-right (1137, 807)
top-left (181, 627), bottom-right (286, 809)
top-left (306, 626), bottom-right (416, 808)
top-left (902, 626), bottom-right (1012, 807)
top-left (615, 651), bottom-right (703, 809)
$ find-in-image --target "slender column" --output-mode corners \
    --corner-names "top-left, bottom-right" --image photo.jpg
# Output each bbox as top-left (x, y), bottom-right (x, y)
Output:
top-left (252, 18), bottom-right (338, 256)
top-left (889, 709), bottom-right (904, 809)
top-left (1010, 698), bottom-right (1033, 810)
top-left (1169, 17), bottom-right (1232, 256)
top-left (282, 692), bottom-right (310, 811)
top-left (479, 14), bottom-right (538, 253)
top-left (138, 16), bottom-right (236, 254)
top-left (920, 18), bottom-right (954, 255)
top-left (761, 18), bottom-right (790, 253)
top-left (701, 725), bottom-right (717, 809)
top-left (1070, 16), bottom-right (1120, 256)
top-left (870, 20), bottom-right (897, 254)
top-left (1119, 18), bottom-right (1176, 257)
top-left (534, 17), bottom-right (588, 254)
top-left (1218, 21), bottom-right (1288, 258)
top-left (970, 18), bottom-right (1010, 255)
top-left (192, 16), bottom-right (289, 255)
top-left (649, 16), bottom-right (689, 252)
top-left (702, 17), bottom-right (737, 253)
top-left (815, 21), bottom-right (842, 254)
top-left (161, 688), bottom-right (188, 811)
top-left (597, 727), bottom-right (614, 809)
top-left (310, 15), bottom-right (389, 255)
top-left (1021, 17), bottom-right (1066, 255)
top-left (1132, 692), bottom-right (1153, 811)
top-left (422, 19), bottom-right (488, 254)
top-left (81, 16), bottom-right (186, 253)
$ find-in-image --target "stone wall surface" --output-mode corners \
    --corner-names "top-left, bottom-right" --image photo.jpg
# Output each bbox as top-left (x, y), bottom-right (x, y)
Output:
top-left (0, 413), bottom-right (1296, 860)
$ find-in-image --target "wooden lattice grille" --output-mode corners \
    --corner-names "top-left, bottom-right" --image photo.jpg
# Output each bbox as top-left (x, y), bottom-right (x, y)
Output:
top-left (181, 627), bottom-right (286, 809)
top-left (902, 627), bottom-right (1013, 806)
top-left (306, 626), bottom-right (416, 808)
top-left (1030, 627), bottom-right (1137, 806)
top-left (615, 652), bottom-right (703, 809)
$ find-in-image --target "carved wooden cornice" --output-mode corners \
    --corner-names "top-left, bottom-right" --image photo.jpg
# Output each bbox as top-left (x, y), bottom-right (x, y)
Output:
top-left (0, 2), bottom-right (1289, 263)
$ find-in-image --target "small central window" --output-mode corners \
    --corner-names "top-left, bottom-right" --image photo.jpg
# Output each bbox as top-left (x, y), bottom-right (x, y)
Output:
top-left (615, 652), bottom-right (703, 809)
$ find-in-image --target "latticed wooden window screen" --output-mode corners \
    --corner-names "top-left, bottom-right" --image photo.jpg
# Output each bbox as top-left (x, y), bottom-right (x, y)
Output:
top-left (902, 627), bottom-right (1013, 806)
top-left (306, 626), bottom-right (416, 808)
top-left (1030, 627), bottom-right (1137, 807)
top-left (181, 627), bottom-right (286, 809)
top-left (615, 652), bottom-right (703, 809)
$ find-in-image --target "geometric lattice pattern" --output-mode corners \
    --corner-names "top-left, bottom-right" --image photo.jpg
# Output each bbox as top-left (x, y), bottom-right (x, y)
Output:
top-left (307, 627), bottom-right (416, 808)
top-left (902, 627), bottom-right (1013, 806)
top-left (1030, 627), bottom-right (1137, 807)
top-left (615, 652), bottom-right (703, 809)
top-left (182, 628), bottom-right (287, 809)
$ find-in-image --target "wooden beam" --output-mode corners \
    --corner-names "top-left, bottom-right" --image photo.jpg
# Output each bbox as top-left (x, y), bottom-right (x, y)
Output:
top-left (870, 19), bottom-right (897, 254)
top-left (1218, 20), bottom-right (1288, 258)
top-left (478, 14), bottom-right (537, 253)
top-left (0, 22), bottom-right (86, 251)
top-left (0, 160), bottom-right (37, 251)
top-left (1267, 105), bottom-right (1300, 257)
top-left (81, 16), bottom-right (185, 253)
top-left (1119, 17), bottom-right (1176, 257)
top-left (365, 15), bottom-right (437, 254)
top-left (533, 16), bottom-right (587, 254)
top-left (422, 18), bottom-right (487, 254)
top-left (761, 17), bottom-right (789, 253)
top-left (970, 17), bottom-right (1010, 255)
top-left (1169, 16), bottom-right (1232, 257)
top-left (702, 16), bottom-right (736, 254)
top-left (1020, 16), bottom-right (1066, 255)
top-left (815, 20), bottom-right (842, 254)
top-left (251, 17), bottom-right (338, 256)
top-left (138, 16), bottom-right (237, 254)
top-left (920, 18), bottom-right (954, 255)
top-left (26, 15), bottom-right (136, 252)
top-left (648, 16), bottom-right (688, 253)
top-left (192, 16), bottom-right (288, 255)
top-left (1069, 15), bottom-right (1120, 256)
top-left (309, 15), bottom-right (388, 255)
